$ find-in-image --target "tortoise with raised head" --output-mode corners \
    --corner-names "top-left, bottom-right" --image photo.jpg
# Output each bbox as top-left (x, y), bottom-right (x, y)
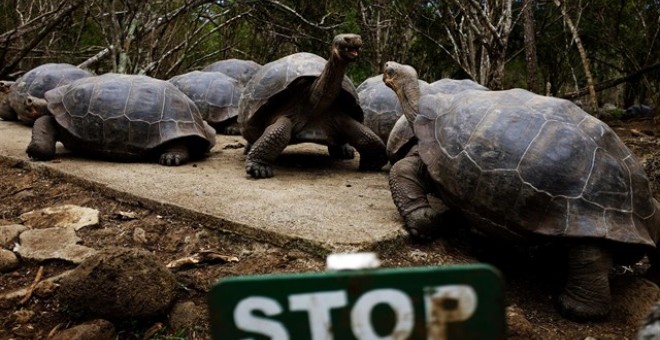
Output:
top-left (25, 73), bottom-right (216, 166)
top-left (1, 63), bottom-right (93, 125)
top-left (238, 34), bottom-right (387, 178)
top-left (169, 70), bottom-right (242, 135)
top-left (383, 61), bottom-right (660, 322)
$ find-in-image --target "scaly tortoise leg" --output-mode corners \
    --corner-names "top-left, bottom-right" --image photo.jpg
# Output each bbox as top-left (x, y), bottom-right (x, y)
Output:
top-left (26, 115), bottom-right (59, 160)
top-left (389, 152), bottom-right (444, 241)
top-left (245, 116), bottom-right (292, 178)
top-left (558, 243), bottom-right (613, 321)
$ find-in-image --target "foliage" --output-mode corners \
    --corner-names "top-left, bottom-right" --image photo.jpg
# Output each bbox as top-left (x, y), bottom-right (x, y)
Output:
top-left (0, 0), bottom-right (657, 108)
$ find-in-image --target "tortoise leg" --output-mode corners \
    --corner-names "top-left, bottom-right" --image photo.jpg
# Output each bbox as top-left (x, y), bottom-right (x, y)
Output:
top-left (335, 116), bottom-right (387, 171)
top-left (245, 116), bottom-right (292, 178)
top-left (327, 143), bottom-right (355, 160)
top-left (0, 96), bottom-right (16, 121)
top-left (159, 142), bottom-right (190, 166)
top-left (390, 153), bottom-right (443, 241)
top-left (558, 243), bottom-right (613, 321)
top-left (26, 115), bottom-right (59, 160)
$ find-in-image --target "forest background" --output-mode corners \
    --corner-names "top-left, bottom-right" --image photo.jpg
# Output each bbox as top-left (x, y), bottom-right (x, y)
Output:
top-left (1, 0), bottom-right (658, 116)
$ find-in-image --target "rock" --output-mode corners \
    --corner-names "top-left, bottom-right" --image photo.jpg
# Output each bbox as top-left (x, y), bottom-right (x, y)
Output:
top-left (0, 224), bottom-right (27, 246)
top-left (50, 319), bottom-right (116, 340)
top-left (0, 248), bottom-right (18, 272)
top-left (19, 204), bottom-right (99, 230)
top-left (132, 227), bottom-right (148, 245)
top-left (611, 277), bottom-right (660, 326)
top-left (17, 227), bottom-right (96, 263)
top-left (506, 305), bottom-right (535, 339)
top-left (169, 301), bottom-right (203, 332)
top-left (57, 247), bottom-right (177, 321)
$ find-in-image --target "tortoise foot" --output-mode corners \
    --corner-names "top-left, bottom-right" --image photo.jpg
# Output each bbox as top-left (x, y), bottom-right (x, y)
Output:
top-left (26, 142), bottom-right (55, 161)
top-left (246, 160), bottom-right (273, 179)
top-left (328, 144), bottom-right (355, 160)
top-left (558, 290), bottom-right (610, 322)
top-left (403, 207), bottom-right (443, 242)
top-left (159, 151), bottom-right (189, 166)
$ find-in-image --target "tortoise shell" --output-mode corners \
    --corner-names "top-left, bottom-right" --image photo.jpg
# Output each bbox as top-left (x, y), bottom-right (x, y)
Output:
top-left (44, 73), bottom-right (215, 160)
top-left (8, 63), bottom-right (93, 124)
top-left (386, 78), bottom-right (487, 164)
top-left (202, 59), bottom-right (261, 87)
top-left (169, 71), bottom-right (241, 128)
top-left (414, 88), bottom-right (659, 246)
top-left (238, 52), bottom-right (363, 143)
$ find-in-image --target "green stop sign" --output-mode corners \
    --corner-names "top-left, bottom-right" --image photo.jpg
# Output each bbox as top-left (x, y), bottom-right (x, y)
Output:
top-left (208, 263), bottom-right (505, 339)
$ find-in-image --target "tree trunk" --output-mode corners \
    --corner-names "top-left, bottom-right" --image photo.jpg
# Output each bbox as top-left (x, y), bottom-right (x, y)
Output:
top-left (554, 0), bottom-right (599, 115)
top-left (522, 0), bottom-right (538, 93)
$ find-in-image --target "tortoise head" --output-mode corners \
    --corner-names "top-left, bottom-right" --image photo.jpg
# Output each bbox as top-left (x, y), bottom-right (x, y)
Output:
top-left (332, 34), bottom-right (362, 62)
top-left (0, 80), bottom-right (14, 93)
top-left (383, 62), bottom-right (420, 125)
top-left (24, 95), bottom-right (49, 119)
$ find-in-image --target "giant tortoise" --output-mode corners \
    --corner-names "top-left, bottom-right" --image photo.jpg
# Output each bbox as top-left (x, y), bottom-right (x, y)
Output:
top-left (202, 58), bottom-right (261, 88)
top-left (383, 61), bottom-right (660, 321)
top-left (0, 63), bottom-right (93, 125)
top-left (169, 70), bottom-right (242, 135)
top-left (238, 34), bottom-right (387, 178)
top-left (25, 73), bottom-right (216, 165)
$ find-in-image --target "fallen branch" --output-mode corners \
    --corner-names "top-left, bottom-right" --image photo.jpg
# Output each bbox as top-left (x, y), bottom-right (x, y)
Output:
top-left (167, 251), bottom-right (239, 270)
top-left (19, 266), bottom-right (44, 305)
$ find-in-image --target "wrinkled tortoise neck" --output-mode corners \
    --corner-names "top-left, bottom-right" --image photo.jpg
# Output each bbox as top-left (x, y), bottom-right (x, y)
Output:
top-left (308, 51), bottom-right (349, 112)
top-left (396, 78), bottom-right (421, 127)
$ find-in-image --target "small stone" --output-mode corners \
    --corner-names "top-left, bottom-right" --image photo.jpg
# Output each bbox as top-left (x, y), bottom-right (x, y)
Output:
top-left (133, 227), bottom-right (148, 245)
top-left (0, 248), bottom-right (19, 272)
top-left (18, 227), bottom-right (96, 263)
top-left (169, 301), bottom-right (202, 332)
top-left (20, 204), bottom-right (99, 230)
top-left (0, 224), bottom-right (28, 246)
top-left (50, 319), bottom-right (116, 340)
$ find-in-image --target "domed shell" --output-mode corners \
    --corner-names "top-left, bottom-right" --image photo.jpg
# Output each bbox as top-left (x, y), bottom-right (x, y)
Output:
top-left (238, 52), bottom-right (362, 142)
top-left (414, 88), bottom-right (659, 246)
top-left (426, 78), bottom-right (487, 94)
top-left (386, 78), bottom-right (487, 164)
top-left (202, 59), bottom-right (261, 87)
top-left (8, 63), bottom-right (93, 124)
top-left (44, 74), bottom-right (215, 159)
top-left (169, 71), bottom-right (241, 127)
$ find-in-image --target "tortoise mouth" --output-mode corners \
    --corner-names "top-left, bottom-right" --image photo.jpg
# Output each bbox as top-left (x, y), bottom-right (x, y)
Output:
top-left (339, 46), bottom-right (360, 60)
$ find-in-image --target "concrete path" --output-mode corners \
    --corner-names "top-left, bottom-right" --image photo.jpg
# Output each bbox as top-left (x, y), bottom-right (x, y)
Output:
top-left (0, 121), bottom-right (404, 254)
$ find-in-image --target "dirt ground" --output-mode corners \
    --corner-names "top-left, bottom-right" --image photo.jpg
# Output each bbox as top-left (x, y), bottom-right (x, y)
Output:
top-left (2, 117), bottom-right (660, 339)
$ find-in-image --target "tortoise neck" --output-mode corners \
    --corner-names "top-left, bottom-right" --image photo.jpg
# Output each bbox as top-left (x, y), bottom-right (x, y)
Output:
top-left (396, 79), bottom-right (420, 126)
top-left (309, 53), bottom-right (349, 112)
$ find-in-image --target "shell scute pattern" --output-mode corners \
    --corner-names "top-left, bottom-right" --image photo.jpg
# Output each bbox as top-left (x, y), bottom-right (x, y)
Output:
top-left (415, 88), bottom-right (657, 245)
top-left (45, 74), bottom-right (213, 157)
top-left (169, 71), bottom-right (240, 125)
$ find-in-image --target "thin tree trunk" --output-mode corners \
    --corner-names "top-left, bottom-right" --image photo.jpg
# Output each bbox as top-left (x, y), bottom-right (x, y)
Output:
top-left (554, 0), bottom-right (598, 115)
top-left (522, 0), bottom-right (538, 93)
